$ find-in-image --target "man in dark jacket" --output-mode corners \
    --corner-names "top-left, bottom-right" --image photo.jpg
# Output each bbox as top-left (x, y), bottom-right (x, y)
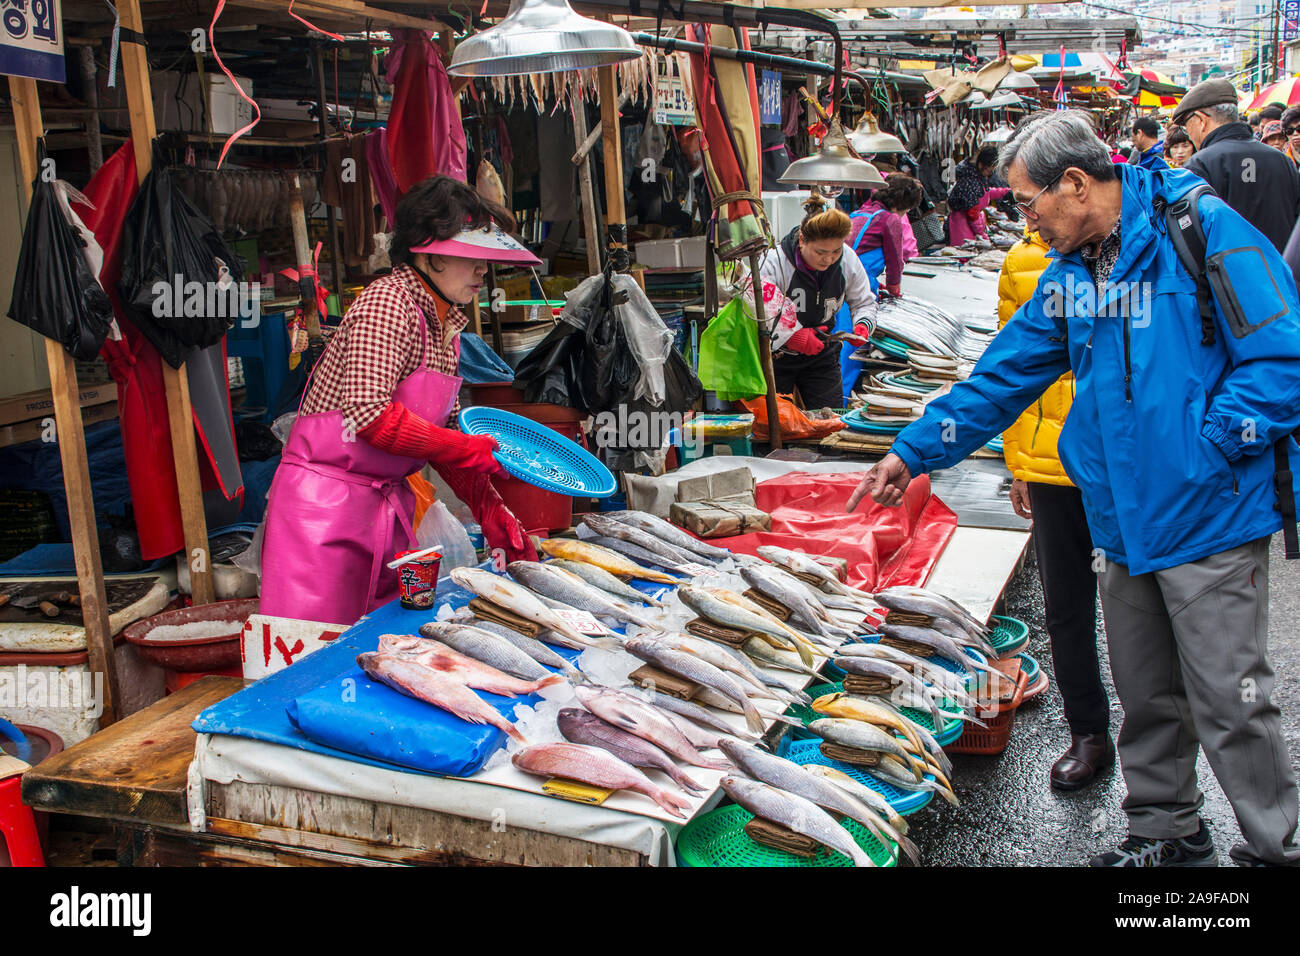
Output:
top-left (1177, 78), bottom-right (1300, 251)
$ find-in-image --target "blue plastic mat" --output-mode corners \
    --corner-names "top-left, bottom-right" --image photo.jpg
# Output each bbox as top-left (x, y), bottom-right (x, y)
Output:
top-left (192, 565), bottom-right (665, 777)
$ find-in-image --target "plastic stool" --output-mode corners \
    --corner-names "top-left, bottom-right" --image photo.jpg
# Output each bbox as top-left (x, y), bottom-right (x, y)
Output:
top-left (0, 774), bottom-right (44, 867)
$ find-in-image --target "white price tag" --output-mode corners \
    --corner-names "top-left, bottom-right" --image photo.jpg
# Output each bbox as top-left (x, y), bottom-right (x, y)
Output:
top-left (680, 562), bottom-right (718, 578)
top-left (553, 608), bottom-right (605, 635)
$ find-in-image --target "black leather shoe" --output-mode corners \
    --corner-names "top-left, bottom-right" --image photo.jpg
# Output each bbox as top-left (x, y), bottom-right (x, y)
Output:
top-left (1050, 732), bottom-right (1114, 791)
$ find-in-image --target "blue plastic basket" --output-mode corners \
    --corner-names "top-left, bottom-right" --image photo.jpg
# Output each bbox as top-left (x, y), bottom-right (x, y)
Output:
top-left (780, 737), bottom-right (934, 816)
top-left (459, 406), bottom-right (617, 497)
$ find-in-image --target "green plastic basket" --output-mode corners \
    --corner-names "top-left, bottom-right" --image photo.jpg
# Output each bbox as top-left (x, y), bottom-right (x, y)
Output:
top-left (786, 682), bottom-right (965, 748)
top-left (675, 803), bottom-right (898, 868)
top-left (988, 615), bottom-right (1030, 658)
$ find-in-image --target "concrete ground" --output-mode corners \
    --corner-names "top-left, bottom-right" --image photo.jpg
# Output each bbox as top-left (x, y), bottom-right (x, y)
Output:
top-left (911, 533), bottom-right (1300, 866)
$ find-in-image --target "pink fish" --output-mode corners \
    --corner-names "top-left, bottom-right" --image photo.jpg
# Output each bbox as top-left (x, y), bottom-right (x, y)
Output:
top-left (512, 742), bottom-right (692, 818)
top-left (377, 634), bottom-right (562, 697)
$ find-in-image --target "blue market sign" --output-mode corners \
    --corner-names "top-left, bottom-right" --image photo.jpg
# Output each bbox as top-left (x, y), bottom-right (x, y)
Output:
top-left (0, 0), bottom-right (64, 83)
top-left (760, 69), bottom-right (782, 125)
top-left (1286, 0), bottom-right (1300, 42)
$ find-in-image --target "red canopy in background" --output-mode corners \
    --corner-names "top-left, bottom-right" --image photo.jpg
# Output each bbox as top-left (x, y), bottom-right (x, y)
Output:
top-left (385, 29), bottom-right (467, 192)
top-left (716, 473), bottom-right (959, 591)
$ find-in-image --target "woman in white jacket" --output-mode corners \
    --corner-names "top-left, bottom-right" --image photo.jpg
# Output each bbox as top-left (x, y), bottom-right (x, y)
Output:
top-left (758, 200), bottom-right (877, 408)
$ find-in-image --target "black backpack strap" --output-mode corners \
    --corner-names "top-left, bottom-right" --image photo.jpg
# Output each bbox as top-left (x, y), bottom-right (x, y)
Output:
top-left (1277, 437), bottom-right (1299, 560)
top-left (1161, 183), bottom-right (1218, 345)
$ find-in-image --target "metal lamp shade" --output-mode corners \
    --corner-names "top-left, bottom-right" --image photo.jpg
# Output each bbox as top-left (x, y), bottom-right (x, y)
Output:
top-left (998, 71), bottom-right (1040, 91)
top-left (448, 0), bottom-right (642, 77)
top-left (779, 123), bottom-right (886, 188)
top-left (848, 112), bottom-right (907, 155)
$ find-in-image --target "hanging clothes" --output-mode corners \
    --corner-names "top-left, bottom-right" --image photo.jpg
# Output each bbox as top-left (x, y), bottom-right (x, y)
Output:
top-left (323, 134), bottom-right (378, 266)
top-left (364, 128), bottom-right (399, 228)
top-left (74, 143), bottom-right (244, 560)
top-left (385, 29), bottom-right (467, 193)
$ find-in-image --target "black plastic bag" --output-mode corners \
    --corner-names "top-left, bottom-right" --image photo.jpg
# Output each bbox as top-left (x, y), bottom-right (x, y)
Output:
top-left (118, 145), bottom-right (247, 368)
top-left (513, 322), bottom-right (590, 410)
top-left (7, 143), bottom-right (115, 361)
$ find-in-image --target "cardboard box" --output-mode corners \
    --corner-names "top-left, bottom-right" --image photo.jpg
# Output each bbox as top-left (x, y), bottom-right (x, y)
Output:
top-left (0, 384), bottom-right (120, 449)
top-left (634, 236), bottom-right (707, 270)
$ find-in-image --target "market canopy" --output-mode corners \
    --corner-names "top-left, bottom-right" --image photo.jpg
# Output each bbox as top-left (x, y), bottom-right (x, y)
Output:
top-left (1248, 76), bottom-right (1300, 110)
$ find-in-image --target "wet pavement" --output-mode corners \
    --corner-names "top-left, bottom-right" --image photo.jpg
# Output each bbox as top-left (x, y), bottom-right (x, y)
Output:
top-left (912, 534), bottom-right (1300, 867)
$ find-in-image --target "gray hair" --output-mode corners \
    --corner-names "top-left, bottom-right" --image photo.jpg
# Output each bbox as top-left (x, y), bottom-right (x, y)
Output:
top-left (1202, 102), bottom-right (1239, 126)
top-left (999, 109), bottom-right (1117, 187)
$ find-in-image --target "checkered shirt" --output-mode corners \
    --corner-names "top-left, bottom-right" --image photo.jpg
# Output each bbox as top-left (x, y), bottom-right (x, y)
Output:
top-left (300, 264), bottom-right (468, 430)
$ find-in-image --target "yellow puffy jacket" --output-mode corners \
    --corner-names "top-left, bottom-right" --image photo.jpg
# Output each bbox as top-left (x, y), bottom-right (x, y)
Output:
top-left (996, 230), bottom-right (1075, 486)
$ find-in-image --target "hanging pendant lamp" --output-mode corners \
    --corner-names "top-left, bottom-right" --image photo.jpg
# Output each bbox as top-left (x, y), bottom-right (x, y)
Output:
top-left (779, 119), bottom-right (886, 190)
top-left (448, 0), bottom-right (642, 77)
top-left (847, 111), bottom-right (907, 155)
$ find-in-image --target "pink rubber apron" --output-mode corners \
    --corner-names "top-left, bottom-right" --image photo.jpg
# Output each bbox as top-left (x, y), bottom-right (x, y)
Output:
top-left (259, 299), bottom-right (461, 626)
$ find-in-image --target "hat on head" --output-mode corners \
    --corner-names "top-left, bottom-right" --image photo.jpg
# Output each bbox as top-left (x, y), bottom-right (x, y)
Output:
top-left (410, 223), bottom-right (542, 266)
top-left (1262, 120), bottom-right (1286, 140)
top-left (1171, 78), bottom-right (1238, 125)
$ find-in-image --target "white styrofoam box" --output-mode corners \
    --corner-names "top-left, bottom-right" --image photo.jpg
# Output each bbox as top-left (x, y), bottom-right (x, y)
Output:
top-left (240, 614), bottom-right (344, 680)
top-left (151, 71), bottom-right (255, 135)
top-left (634, 236), bottom-right (707, 269)
top-left (763, 189), bottom-right (814, 244)
top-left (0, 642), bottom-right (166, 747)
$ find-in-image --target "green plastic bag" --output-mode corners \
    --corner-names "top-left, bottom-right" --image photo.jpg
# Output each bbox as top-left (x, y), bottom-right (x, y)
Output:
top-left (697, 297), bottom-right (767, 401)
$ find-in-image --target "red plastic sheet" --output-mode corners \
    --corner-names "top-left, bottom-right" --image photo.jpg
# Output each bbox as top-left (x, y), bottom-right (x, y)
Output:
top-left (715, 472), bottom-right (958, 591)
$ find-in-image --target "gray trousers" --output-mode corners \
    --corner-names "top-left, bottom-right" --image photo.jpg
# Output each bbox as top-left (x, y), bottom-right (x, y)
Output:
top-left (1099, 536), bottom-right (1300, 865)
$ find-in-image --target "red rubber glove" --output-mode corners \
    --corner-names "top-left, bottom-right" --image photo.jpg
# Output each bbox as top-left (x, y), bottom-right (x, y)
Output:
top-left (358, 402), bottom-right (503, 476)
top-left (437, 467), bottom-right (537, 564)
top-left (853, 322), bottom-right (873, 338)
top-left (786, 326), bottom-right (827, 355)
top-left (882, 283), bottom-right (902, 298)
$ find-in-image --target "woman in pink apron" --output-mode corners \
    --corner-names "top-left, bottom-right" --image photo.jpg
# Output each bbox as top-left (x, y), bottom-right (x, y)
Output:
top-left (259, 176), bottom-right (539, 626)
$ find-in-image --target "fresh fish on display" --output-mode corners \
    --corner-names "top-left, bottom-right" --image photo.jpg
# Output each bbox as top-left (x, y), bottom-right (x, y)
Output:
top-left (449, 567), bottom-right (599, 646)
top-left (585, 534), bottom-right (693, 575)
top-left (512, 742), bottom-right (692, 818)
top-left (874, 754), bottom-right (961, 806)
top-left (601, 510), bottom-right (732, 563)
top-left (876, 623), bottom-right (1011, 689)
top-left (416, 622), bottom-right (567, 684)
top-left (538, 537), bottom-right (680, 584)
top-left (662, 710), bottom-right (733, 751)
top-left (546, 559), bottom-right (667, 607)
top-left (379, 634), bottom-right (564, 697)
top-left (802, 764), bottom-right (910, 835)
top-left (806, 718), bottom-right (918, 773)
top-left (741, 637), bottom-right (823, 681)
top-left (678, 587), bottom-right (814, 666)
top-left (811, 691), bottom-right (928, 762)
top-left (719, 775), bottom-right (875, 867)
top-left (756, 546), bottom-right (879, 613)
top-left (452, 615), bottom-right (583, 679)
top-left (740, 564), bottom-right (847, 639)
top-left (582, 513), bottom-right (713, 568)
top-left (836, 643), bottom-right (978, 710)
top-left (623, 637), bottom-right (766, 733)
top-left (468, 615), bottom-right (591, 653)
top-left (702, 587), bottom-right (822, 651)
top-left (557, 708), bottom-right (706, 794)
top-left (647, 690), bottom-right (762, 742)
top-left (507, 561), bottom-right (658, 630)
top-left (572, 684), bottom-right (728, 770)
top-left (649, 633), bottom-right (785, 703)
top-left (717, 740), bottom-right (917, 865)
top-left (832, 655), bottom-right (948, 728)
top-left (356, 652), bottom-right (527, 744)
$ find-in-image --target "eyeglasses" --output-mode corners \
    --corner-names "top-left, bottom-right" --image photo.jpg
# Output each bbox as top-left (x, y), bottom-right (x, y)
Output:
top-left (1015, 172), bottom-right (1064, 220)
top-left (1286, 125), bottom-right (1300, 137)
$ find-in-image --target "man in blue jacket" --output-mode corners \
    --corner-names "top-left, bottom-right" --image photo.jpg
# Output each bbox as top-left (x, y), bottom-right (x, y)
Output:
top-left (1128, 116), bottom-right (1169, 170)
top-left (849, 110), bottom-right (1300, 867)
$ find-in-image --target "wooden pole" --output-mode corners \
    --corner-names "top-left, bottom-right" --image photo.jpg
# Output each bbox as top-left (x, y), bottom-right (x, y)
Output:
top-left (8, 76), bottom-right (121, 726)
top-left (748, 252), bottom-right (783, 450)
top-left (78, 45), bottom-right (103, 173)
top-left (312, 42), bottom-right (344, 304)
top-left (118, 0), bottom-right (215, 605)
top-left (571, 95), bottom-right (602, 276)
top-left (288, 173), bottom-right (323, 342)
top-left (597, 65), bottom-right (627, 271)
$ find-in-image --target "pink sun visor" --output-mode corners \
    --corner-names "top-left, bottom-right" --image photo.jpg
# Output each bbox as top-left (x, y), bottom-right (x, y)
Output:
top-left (411, 224), bottom-right (542, 266)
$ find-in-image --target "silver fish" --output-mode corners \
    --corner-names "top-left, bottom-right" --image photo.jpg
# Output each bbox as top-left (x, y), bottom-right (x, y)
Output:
top-left (806, 718), bottom-right (916, 772)
top-left (802, 764), bottom-right (910, 835)
top-left (508, 561), bottom-right (657, 629)
top-left (718, 740), bottom-right (916, 865)
top-left (585, 534), bottom-right (690, 574)
top-left (603, 510), bottom-right (730, 562)
top-left (468, 616), bottom-right (590, 654)
top-left (453, 615), bottom-right (582, 679)
top-left (450, 567), bottom-right (597, 646)
top-left (547, 559), bottom-right (667, 607)
top-left (418, 621), bottom-right (563, 683)
top-left (678, 586), bottom-right (810, 656)
top-left (874, 754), bottom-right (960, 806)
top-left (624, 637), bottom-right (765, 733)
top-left (652, 633), bottom-right (781, 701)
top-left (741, 564), bottom-right (839, 638)
top-left (877, 623), bottom-right (1011, 689)
top-left (647, 690), bottom-right (761, 742)
top-left (719, 775), bottom-right (874, 867)
top-left (572, 684), bottom-right (728, 770)
top-left (742, 637), bottom-right (823, 680)
top-left (756, 546), bottom-right (877, 610)
top-left (581, 513), bottom-right (705, 567)
top-left (557, 708), bottom-right (705, 794)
